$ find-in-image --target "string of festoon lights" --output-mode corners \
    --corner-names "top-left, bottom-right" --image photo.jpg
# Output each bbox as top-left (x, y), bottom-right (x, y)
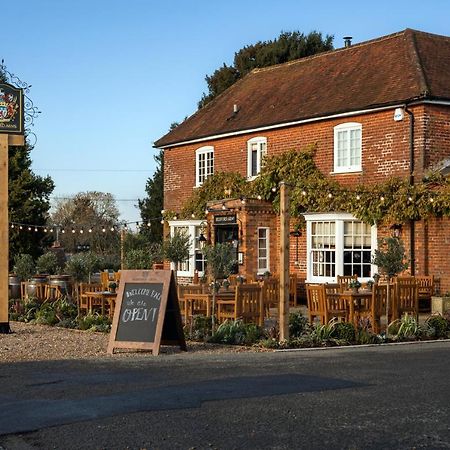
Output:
top-left (8, 215), bottom-right (165, 235)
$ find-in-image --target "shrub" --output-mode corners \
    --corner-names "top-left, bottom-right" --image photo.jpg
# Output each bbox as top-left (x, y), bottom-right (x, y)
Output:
top-left (426, 315), bottom-right (450, 339)
top-left (13, 254), bottom-right (35, 281)
top-left (78, 313), bottom-right (111, 332)
top-left (289, 312), bottom-right (308, 338)
top-left (388, 314), bottom-right (423, 341)
top-left (331, 322), bottom-right (356, 343)
top-left (209, 319), bottom-right (264, 345)
top-left (36, 252), bottom-right (60, 275)
top-left (35, 303), bottom-right (58, 326)
top-left (185, 315), bottom-right (212, 341)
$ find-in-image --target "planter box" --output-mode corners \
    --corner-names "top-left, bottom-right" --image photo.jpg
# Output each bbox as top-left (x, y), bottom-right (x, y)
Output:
top-left (431, 296), bottom-right (450, 315)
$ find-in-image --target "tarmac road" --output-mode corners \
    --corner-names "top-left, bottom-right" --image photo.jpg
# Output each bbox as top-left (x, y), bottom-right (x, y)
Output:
top-left (1, 341), bottom-right (450, 449)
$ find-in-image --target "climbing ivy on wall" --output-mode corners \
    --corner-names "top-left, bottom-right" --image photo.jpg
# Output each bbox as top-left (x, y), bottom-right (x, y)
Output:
top-left (168, 144), bottom-right (450, 225)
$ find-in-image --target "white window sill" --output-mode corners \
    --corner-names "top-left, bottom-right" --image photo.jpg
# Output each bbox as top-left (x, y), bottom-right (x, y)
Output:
top-left (330, 168), bottom-right (362, 175)
top-left (247, 175), bottom-right (259, 181)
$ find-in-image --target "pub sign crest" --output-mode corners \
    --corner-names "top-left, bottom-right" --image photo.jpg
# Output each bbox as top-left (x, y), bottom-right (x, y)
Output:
top-left (0, 83), bottom-right (23, 134)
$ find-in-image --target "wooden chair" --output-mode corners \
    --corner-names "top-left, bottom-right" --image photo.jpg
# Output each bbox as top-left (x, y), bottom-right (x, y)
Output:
top-left (217, 284), bottom-right (263, 325)
top-left (78, 283), bottom-right (103, 315)
top-left (100, 271), bottom-right (110, 291)
top-left (178, 284), bottom-right (205, 322)
top-left (337, 274), bottom-right (358, 292)
top-left (370, 283), bottom-right (388, 333)
top-left (306, 284), bottom-right (326, 325)
top-left (323, 283), bottom-right (348, 323)
top-left (416, 275), bottom-right (434, 312)
top-left (393, 276), bottom-right (418, 321)
top-left (261, 278), bottom-right (279, 318)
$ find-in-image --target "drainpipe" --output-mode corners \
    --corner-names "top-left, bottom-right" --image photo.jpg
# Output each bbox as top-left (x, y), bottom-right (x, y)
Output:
top-left (404, 105), bottom-right (415, 275)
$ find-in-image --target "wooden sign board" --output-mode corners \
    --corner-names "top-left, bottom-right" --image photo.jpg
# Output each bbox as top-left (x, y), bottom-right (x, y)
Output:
top-left (107, 270), bottom-right (186, 355)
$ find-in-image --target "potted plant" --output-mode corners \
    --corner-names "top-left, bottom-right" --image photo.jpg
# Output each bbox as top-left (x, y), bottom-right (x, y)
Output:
top-left (202, 243), bottom-right (237, 333)
top-left (348, 279), bottom-right (362, 293)
top-left (162, 230), bottom-right (190, 284)
top-left (366, 280), bottom-right (375, 292)
top-left (222, 279), bottom-right (231, 290)
top-left (108, 281), bottom-right (117, 293)
top-left (372, 237), bottom-right (408, 335)
top-left (431, 291), bottom-right (450, 315)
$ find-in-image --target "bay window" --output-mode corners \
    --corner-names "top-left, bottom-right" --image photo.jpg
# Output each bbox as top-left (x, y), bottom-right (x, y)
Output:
top-left (304, 213), bottom-right (376, 283)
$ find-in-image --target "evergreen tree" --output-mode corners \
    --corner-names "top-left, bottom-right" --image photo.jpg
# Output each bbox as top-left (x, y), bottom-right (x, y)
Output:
top-left (1, 64), bottom-right (55, 267)
top-left (138, 150), bottom-right (163, 243)
top-left (199, 30), bottom-right (334, 108)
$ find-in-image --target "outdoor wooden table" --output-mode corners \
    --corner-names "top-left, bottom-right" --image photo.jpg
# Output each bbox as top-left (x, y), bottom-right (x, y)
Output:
top-left (183, 290), bottom-right (235, 321)
top-left (84, 291), bottom-right (117, 317)
top-left (338, 289), bottom-right (373, 326)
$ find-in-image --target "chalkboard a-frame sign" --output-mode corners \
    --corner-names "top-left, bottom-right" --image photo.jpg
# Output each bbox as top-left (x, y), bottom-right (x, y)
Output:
top-left (107, 270), bottom-right (186, 355)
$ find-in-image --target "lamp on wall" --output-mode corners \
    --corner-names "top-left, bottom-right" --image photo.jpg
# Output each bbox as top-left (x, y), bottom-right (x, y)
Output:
top-left (198, 221), bottom-right (208, 249)
top-left (390, 223), bottom-right (402, 238)
top-left (290, 229), bottom-right (302, 265)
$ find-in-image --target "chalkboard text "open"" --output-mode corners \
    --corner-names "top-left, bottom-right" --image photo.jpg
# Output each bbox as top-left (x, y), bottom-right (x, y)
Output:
top-left (122, 307), bottom-right (158, 322)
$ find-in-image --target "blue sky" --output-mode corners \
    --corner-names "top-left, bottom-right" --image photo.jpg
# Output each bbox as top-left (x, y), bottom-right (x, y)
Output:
top-left (2, 0), bottom-right (449, 227)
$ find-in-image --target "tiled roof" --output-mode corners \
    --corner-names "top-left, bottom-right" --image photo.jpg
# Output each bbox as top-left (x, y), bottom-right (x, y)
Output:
top-left (154, 29), bottom-right (450, 148)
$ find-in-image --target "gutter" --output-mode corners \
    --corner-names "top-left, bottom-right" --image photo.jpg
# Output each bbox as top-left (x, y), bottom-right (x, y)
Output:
top-left (404, 105), bottom-right (415, 275)
top-left (154, 103), bottom-right (407, 149)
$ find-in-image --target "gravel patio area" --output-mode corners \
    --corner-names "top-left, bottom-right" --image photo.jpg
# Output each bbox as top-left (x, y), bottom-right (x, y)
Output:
top-left (0, 321), bottom-right (261, 363)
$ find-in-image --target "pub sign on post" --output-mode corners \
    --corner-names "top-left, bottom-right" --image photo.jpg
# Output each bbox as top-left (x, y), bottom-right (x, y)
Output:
top-left (0, 83), bottom-right (24, 134)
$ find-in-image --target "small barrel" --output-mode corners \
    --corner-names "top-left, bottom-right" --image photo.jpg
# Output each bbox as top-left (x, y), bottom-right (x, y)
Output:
top-left (8, 274), bottom-right (21, 299)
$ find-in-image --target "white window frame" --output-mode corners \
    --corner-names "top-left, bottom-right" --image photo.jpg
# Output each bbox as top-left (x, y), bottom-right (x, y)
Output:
top-left (303, 213), bottom-right (377, 283)
top-left (168, 220), bottom-right (205, 277)
top-left (247, 137), bottom-right (267, 179)
top-left (333, 122), bottom-right (362, 173)
top-left (257, 227), bottom-right (270, 275)
top-left (195, 146), bottom-right (214, 187)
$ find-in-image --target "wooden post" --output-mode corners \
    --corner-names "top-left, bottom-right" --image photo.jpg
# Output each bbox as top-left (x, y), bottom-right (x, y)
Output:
top-left (0, 135), bottom-right (9, 333)
top-left (0, 134), bottom-right (24, 333)
top-left (279, 182), bottom-right (290, 341)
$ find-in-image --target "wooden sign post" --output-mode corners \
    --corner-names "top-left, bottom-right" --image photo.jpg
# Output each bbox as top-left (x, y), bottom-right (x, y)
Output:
top-left (0, 83), bottom-right (24, 334)
top-left (108, 269), bottom-right (186, 355)
top-left (279, 181), bottom-right (290, 342)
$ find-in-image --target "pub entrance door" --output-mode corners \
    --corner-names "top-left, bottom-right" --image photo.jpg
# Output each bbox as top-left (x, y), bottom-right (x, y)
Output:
top-left (215, 224), bottom-right (239, 274)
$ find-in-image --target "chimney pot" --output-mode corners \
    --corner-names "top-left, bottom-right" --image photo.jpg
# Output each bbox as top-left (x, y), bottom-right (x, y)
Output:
top-left (343, 36), bottom-right (352, 48)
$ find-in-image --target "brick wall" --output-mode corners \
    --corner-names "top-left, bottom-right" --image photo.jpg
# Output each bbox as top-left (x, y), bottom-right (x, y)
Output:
top-left (162, 104), bottom-right (450, 292)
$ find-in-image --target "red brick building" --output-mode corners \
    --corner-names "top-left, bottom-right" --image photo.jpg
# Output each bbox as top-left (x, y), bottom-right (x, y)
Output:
top-left (154, 29), bottom-right (450, 292)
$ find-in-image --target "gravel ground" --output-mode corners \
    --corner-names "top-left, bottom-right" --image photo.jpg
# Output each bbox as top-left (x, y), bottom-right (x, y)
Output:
top-left (0, 321), bottom-right (263, 363)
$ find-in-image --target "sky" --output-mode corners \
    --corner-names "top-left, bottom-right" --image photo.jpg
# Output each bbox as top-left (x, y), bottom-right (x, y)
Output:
top-left (2, 0), bottom-right (449, 229)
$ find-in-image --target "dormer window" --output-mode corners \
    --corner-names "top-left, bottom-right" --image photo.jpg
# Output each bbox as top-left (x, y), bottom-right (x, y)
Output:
top-left (247, 137), bottom-right (267, 179)
top-left (333, 123), bottom-right (362, 173)
top-left (196, 146), bottom-right (214, 187)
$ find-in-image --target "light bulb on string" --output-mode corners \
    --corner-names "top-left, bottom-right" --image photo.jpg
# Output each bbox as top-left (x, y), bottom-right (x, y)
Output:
top-left (49, 228), bottom-right (53, 233)
top-left (302, 190), bottom-right (307, 196)
top-left (19, 225), bottom-right (23, 230)
top-left (271, 186), bottom-right (277, 193)
top-left (110, 226), bottom-right (115, 232)
top-left (44, 228), bottom-right (48, 233)
top-left (80, 228), bottom-right (84, 234)
top-left (34, 227), bottom-right (38, 232)
top-left (72, 228), bottom-right (76, 234)
top-left (11, 224), bottom-right (14, 229)
top-left (102, 227), bottom-right (106, 233)
top-left (356, 194), bottom-right (361, 200)
top-left (328, 193), bottom-right (333, 199)
top-left (28, 227), bottom-right (32, 231)
top-left (88, 228), bottom-right (92, 233)
top-left (380, 196), bottom-right (385, 202)
top-left (61, 228), bottom-right (65, 234)
top-left (257, 195), bottom-right (262, 200)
